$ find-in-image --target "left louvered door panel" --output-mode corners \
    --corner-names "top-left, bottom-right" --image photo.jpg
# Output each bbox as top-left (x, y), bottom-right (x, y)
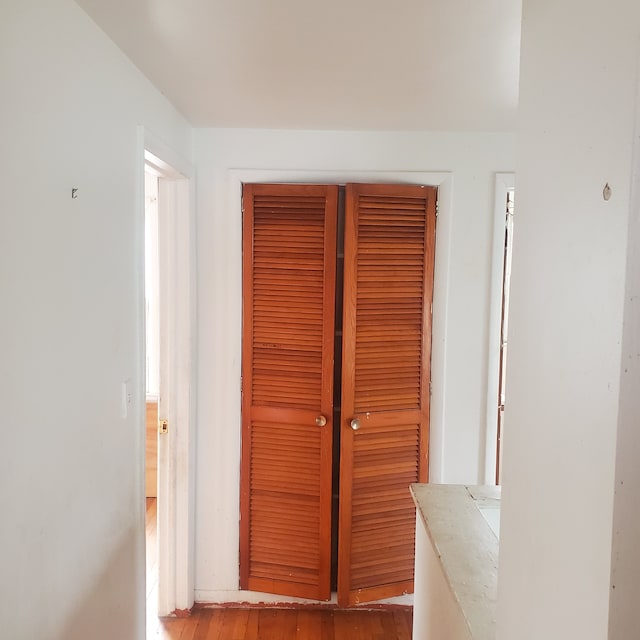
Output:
top-left (240, 184), bottom-right (338, 600)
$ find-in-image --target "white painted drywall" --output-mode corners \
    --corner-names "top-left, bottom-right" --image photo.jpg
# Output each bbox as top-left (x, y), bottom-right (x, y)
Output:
top-left (496, 1), bottom-right (640, 638)
top-left (413, 514), bottom-right (473, 640)
top-left (193, 128), bottom-right (514, 599)
top-left (0, 2), bottom-right (192, 638)
top-left (608, 46), bottom-right (640, 640)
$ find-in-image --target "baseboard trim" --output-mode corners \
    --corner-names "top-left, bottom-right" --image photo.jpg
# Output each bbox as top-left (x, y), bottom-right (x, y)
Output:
top-left (193, 590), bottom-right (413, 609)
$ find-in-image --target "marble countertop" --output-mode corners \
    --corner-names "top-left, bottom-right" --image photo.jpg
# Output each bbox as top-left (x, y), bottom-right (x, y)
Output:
top-left (410, 484), bottom-right (500, 640)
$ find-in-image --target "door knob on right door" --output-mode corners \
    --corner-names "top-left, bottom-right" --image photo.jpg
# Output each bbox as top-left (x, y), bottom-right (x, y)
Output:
top-left (350, 418), bottom-right (360, 431)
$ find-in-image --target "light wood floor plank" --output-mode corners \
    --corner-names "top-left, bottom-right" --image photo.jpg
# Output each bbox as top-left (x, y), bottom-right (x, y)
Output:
top-left (296, 609), bottom-right (326, 640)
top-left (192, 610), bottom-right (213, 640)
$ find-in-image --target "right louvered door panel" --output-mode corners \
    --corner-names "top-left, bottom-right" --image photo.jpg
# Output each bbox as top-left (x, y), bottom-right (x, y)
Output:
top-left (240, 184), bottom-right (337, 600)
top-left (337, 183), bottom-right (436, 606)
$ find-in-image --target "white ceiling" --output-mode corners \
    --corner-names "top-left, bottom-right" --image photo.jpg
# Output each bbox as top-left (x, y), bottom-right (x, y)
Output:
top-left (75, 0), bottom-right (521, 131)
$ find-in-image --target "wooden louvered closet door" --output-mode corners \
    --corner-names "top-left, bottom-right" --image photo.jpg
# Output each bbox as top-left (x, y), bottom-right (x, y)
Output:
top-left (337, 183), bottom-right (436, 606)
top-left (240, 184), bottom-right (338, 600)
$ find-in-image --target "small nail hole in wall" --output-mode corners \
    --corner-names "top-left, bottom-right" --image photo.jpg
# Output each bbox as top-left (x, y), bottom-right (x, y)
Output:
top-left (72, 188), bottom-right (78, 199)
top-left (603, 183), bottom-right (612, 201)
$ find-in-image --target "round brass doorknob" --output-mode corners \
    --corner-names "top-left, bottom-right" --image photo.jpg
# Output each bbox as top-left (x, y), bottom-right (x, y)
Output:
top-left (350, 418), bottom-right (361, 431)
top-left (316, 415), bottom-right (327, 427)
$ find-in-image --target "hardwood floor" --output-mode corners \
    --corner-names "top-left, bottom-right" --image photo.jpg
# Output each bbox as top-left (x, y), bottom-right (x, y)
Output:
top-left (145, 499), bottom-right (413, 640)
top-left (150, 607), bottom-right (412, 640)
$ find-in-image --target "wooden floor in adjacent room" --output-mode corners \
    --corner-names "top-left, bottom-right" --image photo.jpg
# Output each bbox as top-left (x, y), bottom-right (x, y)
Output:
top-left (146, 498), bottom-right (413, 640)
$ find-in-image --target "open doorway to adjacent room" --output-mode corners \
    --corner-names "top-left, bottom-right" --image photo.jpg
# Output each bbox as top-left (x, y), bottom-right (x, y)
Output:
top-left (486, 174), bottom-right (515, 486)
top-left (140, 133), bottom-right (196, 631)
top-left (496, 186), bottom-right (515, 484)
top-left (144, 167), bottom-right (160, 621)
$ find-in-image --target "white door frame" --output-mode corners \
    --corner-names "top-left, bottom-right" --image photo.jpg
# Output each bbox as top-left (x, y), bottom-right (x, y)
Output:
top-left (138, 127), bottom-right (196, 616)
top-left (484, 172), bottom-right (515, 485)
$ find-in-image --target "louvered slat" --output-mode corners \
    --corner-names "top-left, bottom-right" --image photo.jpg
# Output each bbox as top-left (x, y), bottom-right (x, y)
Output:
top-left (338, 183), bottom-right (437, 606)
top-left (251, 194), bottom-right (325, 407)
top-left (250, 421), bottom-right (321, 584)
top-left (240, 184), bottom-right (337, 601)
top-left (355, 195), bottom-right (426, 413)
top-left (350, 421), bottom-right (420, 590)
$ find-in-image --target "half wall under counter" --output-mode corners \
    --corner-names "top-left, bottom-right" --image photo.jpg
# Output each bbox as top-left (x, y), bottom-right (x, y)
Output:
top-left (410, 484), bottom-right (500, 640)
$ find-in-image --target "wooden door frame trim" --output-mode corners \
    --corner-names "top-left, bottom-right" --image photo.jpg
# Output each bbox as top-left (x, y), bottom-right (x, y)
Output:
top-left (484, 172), bottom-right (515, 485)
top-left (217, 168), bottom-right (452, 604)
top-left (137, 126), bottom-right (197, 616)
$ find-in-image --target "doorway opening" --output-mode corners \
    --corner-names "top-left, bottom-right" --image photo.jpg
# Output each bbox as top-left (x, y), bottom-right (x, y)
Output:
top-left (139, 130), bottom-right (196, 623)
top-left (495, 187), bottom-right (515, 484)
top-left (144, 168), bottom-right (160, 623)
top-left (485, 174), bottom-right (515, 486)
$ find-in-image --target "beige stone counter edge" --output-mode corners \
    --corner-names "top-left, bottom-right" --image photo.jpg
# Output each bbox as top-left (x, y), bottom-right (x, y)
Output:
top-left (410, 483), bottom-right (500, 640)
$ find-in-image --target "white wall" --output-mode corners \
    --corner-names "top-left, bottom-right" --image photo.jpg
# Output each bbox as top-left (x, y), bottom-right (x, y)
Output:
top-left (0, 2), bottom-right (192, 638)
top-left (608, 52), bottom-right (640, 640)
top-left (413, 515), bottom-right (472, 640)
top-left (193, 128), bottom-right (514, 598)
top-left (497, 1), bottom-right (640, 638)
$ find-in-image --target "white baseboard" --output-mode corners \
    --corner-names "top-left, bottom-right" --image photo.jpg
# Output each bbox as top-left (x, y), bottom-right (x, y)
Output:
top-left (194, 590), bottom-right (413, 608)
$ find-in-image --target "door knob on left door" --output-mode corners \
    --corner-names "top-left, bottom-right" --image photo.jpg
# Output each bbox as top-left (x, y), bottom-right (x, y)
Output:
top-left (316, 415), bottom-right (327, 427)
